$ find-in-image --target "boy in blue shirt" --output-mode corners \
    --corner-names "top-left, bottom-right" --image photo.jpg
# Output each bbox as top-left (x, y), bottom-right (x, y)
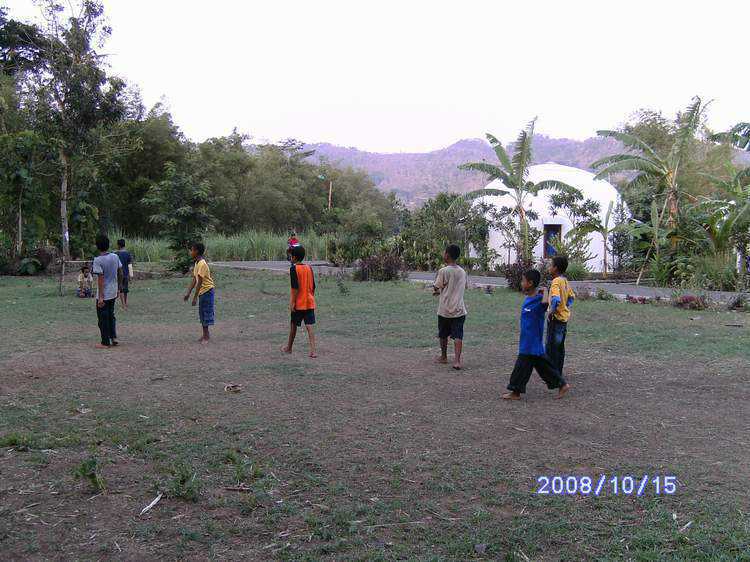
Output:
top-left (502, 269), bottom-right (571, 400)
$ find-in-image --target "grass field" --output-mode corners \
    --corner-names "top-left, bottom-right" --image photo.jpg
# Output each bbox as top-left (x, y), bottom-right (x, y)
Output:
top-left (1, 270), bottom-right (749, 560)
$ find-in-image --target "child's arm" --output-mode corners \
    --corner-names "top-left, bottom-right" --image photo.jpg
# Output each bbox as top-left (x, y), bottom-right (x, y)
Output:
top-left (117, 265), bottom-right (123, 294)
top-left (433, 270), bottom-right (444, 295)
top-left (184, 277), bottom-right (197, 302)
top-left (96, 274), bottom-right (105, 307)
top-left (540, 286), bottom-right (549, 304)
top-left (191, 275), bottom-right (203, 305)
top-left (290, 288), bottom-right (298, 312)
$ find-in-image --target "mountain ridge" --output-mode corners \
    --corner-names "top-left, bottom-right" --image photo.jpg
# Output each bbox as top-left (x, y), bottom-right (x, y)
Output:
top-left (306, 135), bottom-right (625, 205)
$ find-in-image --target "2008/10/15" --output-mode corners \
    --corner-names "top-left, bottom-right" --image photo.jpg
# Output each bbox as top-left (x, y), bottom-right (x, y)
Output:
top-left (535, 475), bottom-right (678, 496)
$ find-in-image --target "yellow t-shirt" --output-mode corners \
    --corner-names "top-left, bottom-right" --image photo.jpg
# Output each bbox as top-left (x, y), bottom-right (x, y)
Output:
top-left (550, 275), bottom-right (575, 322)
top-left (193, 258), bottom-right (215, 296)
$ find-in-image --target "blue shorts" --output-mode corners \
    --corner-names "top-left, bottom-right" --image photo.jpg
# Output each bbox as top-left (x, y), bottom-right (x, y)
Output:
top-left (199, 289), bottom-right (215, 326)
top-left (291, 309), bottom-right (315, 326)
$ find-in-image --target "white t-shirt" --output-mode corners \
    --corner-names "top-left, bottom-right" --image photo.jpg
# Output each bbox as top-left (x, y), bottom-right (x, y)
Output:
top-left (92, 253), bottom-right (122, 300)
top-left (434, 264), bottom-right (469, 318)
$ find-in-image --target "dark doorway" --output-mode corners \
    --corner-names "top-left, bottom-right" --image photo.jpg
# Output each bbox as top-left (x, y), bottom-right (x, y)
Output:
top-left (543, 224), bottom-right (562, 258)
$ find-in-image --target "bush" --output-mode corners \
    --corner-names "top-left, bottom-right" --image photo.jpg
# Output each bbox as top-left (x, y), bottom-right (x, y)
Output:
top-left (565, 262), bottom-right (589, 281)
top-left (503, 258), bottom-right (534, 292)
top-left (354, 250), bottom-right (407, 282)
top-left (17, 257), bottom-right (42, 276)
top-left (672, 294), bottom-right (710, 310)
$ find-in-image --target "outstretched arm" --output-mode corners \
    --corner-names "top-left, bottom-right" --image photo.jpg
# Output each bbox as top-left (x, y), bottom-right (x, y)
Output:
top-left (184, 277), bottom-right (197, 302)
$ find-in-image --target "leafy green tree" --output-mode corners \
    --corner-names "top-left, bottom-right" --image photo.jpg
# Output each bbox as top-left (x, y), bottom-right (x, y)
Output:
top-left (459, 119), bottom-right (575, 260)
top-left (593, 97), bottom-right (707, 236)
top-left (141, 163), bottom-right (213, 272)
top-left (26, 0), bottom-right (127, 258)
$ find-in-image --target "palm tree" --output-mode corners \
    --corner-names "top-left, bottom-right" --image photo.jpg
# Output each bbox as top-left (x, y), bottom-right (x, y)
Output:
top-left (592, 97), bottom-right (707, 236)
top-left (459, 119), bottom-right (575, 261)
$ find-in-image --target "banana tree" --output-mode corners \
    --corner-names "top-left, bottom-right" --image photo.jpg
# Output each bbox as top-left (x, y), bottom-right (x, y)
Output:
top-left (592, 97), bottom-right (707, 237)
top-left (701, 168), bottom-right (750, 287)
top-left (459, 119), bottom-right (576, 261)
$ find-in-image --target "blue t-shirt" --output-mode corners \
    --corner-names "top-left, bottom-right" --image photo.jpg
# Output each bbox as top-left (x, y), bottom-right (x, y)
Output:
top-left (518, 293), bottom-right (548, 356)
top-left (115, 250), bottom-right (132, 279)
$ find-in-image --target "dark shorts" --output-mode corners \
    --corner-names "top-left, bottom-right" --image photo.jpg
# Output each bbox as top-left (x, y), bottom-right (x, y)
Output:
top-left (199, 288), bottom-right (215, 326)
top-left (121, 276), bottom-right (129, 294)
top-left (291, 309), bottom-right (316, 326)
top-left (438, 315), bottom-right (465, 340)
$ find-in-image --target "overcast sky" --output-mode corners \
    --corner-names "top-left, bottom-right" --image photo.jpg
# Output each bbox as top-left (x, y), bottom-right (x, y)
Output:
top-left (5, 0), bottom-right (748, 152)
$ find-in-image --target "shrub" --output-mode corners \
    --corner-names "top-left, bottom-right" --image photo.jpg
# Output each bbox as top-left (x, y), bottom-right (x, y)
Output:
top-left (503, 258), bottom-right (534, 292)
top-left (354, 250), bottom-right (407, 282)
top-left (565, 262), bottom-right (589, 281)
top-left (17, 257), bottom-right (42, 276)
top-left (596, 288), bottom-right (616, 301)
top-left (672, 294), bottom-right (710, 310)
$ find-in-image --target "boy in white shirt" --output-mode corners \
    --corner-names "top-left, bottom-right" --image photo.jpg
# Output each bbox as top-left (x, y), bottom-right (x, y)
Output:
top-left (433, 244), bottom-right (469, 370)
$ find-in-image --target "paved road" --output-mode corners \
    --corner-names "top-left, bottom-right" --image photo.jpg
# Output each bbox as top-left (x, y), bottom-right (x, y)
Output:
top-left (213, 261), bottom-right (746, 302)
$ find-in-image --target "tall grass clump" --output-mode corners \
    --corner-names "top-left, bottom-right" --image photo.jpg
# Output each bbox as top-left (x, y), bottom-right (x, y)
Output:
top-left (111, 229), bottom-right (329, 263)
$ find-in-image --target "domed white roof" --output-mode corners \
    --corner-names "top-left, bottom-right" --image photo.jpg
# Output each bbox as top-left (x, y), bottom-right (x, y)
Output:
top-left (482, 162), bottom-right (620, 223)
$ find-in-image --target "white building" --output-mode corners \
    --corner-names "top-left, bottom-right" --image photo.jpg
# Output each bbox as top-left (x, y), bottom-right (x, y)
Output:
top-left (478, 163), bottom-right (621, 272)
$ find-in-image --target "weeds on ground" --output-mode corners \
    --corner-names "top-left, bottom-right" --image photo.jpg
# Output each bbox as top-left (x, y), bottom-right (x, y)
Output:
top-left (73, 456), bottom-right (106, 493)
top-left (165, 462), bottom-right (202, 501)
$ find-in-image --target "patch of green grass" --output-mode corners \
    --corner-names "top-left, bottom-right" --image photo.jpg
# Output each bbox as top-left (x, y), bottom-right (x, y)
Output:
top-left (164, 461), bottom-right (202, 502)
top-left (72, 456), bottom-right (106, 493)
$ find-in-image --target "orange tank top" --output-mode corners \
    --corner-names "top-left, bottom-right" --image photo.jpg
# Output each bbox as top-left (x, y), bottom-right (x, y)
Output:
top-left (291, 264), bottom-right (316, 310)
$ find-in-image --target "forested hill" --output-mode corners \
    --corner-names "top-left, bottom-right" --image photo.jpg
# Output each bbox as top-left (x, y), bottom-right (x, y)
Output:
top-left (306, 136), bottom-right (624, 205)
top-left (308, 136), bottom-right (750, 206)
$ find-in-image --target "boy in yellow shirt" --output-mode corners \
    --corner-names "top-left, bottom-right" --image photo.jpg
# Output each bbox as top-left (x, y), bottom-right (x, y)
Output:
top-left (546, 255), bottom-right (575, 376)
top-left (184, 242), bottom-right (215, 344)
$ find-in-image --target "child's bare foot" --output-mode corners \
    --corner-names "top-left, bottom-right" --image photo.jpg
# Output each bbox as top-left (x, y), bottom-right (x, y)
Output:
top-left (436, 356), bottom-right (448, 364)
top-left (555, 383), bottom-right (571, 399)
top-left (281, 346), bottom-right (292, 354)
top-left (502, 391), bottom-right (521, 400)
top-left (452, 362), bottom-right (462, 370)
top-left (199, 338), bottom-right (210, 345)
top-left (95, 343), bottom-right (109, 349)
top-left (309, 352), bottom-right (318, 358)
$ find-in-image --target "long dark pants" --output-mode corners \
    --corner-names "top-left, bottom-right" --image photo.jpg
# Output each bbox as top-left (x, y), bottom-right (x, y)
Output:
top-left (546, 318), bottom-right (567, 375)
top-left (507, 354), bottom-right (567, 394)
top-left (96, 298), bottom-right (117, 346)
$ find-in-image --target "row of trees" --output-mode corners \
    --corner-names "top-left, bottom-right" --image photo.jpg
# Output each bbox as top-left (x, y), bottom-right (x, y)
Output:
top-left (0, 2), bottom-right (403, 267)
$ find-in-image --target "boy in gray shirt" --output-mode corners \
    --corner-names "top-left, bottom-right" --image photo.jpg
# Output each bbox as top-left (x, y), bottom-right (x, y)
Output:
top-left (92, 235), bottom-right (123, 348)
top-left (433, 244), bottom-right (469, 370)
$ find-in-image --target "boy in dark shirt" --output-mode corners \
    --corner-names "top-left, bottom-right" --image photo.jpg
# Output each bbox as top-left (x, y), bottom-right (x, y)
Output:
top-left (502, 269), bottom-right (571, 401)
top-left (282, 245), bottom-right (317, 358)
top-left (115, 239), bottom-right (133, 310)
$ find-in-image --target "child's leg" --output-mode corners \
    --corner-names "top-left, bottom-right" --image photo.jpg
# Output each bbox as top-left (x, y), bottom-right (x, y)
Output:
top-left (305, 325), bottom-right (317, 358)
top-left (452, 316), bottom-right (465, 370)
top-left (438, 338), bottom-right (448, 363)
top-left (503, 355), bottom-right (533, 399)
top-left (108, 299), bottom-right (117, 343)
top-left (283, 324), bottom-right (297, 352)
top-left (202, 325), bottom-right (210, 342)
top-left (453, 339), bottom-right (463, 369)
top-left (532, 355), bottom-right (570, 398)
top-left (545, 319), bottom-right (566, 375)
top-left (96, 302), bottom-right (110, 346)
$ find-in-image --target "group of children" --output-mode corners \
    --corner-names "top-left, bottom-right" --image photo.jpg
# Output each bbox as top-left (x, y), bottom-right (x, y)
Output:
top-left (432, 244), bottom-right (572, 399)
top-left (86, 235), bottom-right (573, 399)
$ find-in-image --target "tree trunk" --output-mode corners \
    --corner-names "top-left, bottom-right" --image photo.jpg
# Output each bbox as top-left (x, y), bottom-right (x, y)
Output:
top-left (602, 232), bottom-right (608, 278)
top-left (60, 148), bottom-right (71, 260)
top-left (16, 190), bottom-right (23, 256)
top-left (666, 183), bottom-right (679, 248)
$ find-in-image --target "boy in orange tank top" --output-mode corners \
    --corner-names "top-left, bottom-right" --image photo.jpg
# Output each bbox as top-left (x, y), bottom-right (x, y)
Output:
top-left (282, 245), bottom-right (317, 358)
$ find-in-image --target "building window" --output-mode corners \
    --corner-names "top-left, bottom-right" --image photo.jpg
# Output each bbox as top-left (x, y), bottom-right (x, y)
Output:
top-left (543, 225), bottom-right (562, 258)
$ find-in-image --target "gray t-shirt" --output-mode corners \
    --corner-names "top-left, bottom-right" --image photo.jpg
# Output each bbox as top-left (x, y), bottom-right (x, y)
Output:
top-left (434, 264), bottom-right (469, 318)
top-left (92, 253), bottom-right (122, 300)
